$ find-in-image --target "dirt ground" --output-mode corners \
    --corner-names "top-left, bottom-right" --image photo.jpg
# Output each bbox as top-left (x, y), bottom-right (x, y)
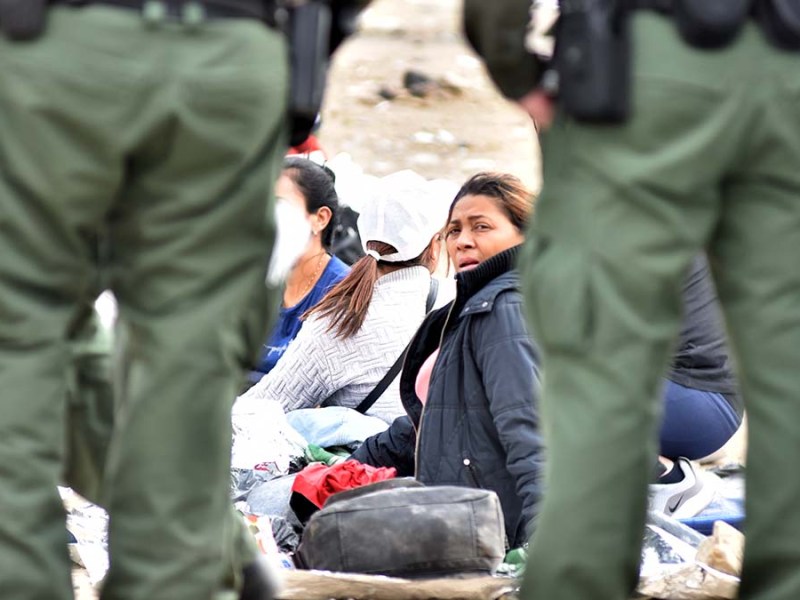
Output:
top-left (320, 0), bottom-right (541, 192)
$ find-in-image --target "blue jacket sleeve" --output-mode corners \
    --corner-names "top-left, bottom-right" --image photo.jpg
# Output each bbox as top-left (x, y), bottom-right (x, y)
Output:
top-left (473, 293), bottom-right (544, 537)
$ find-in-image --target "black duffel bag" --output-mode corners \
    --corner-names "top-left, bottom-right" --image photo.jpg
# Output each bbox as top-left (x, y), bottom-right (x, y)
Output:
top-left (295, 479), bottom-right (507, 578)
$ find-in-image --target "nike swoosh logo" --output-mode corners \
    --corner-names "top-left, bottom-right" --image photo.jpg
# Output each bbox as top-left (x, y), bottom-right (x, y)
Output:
top-left (667, 494), bottom-right (685, 514)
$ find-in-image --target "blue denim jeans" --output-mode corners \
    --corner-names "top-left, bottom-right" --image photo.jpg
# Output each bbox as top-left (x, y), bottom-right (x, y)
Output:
top-left (659, 379), bottom-right (742, 460)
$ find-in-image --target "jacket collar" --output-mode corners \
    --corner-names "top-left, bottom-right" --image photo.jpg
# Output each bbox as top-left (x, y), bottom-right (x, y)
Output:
top-left (454, 245), bottom-right (521, 316)
top-left (399, 245), bottom-right (523, 426)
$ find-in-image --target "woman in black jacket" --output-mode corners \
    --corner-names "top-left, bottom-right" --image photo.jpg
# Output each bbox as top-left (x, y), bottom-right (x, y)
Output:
top-left (354, 172), bottom-right (542, 549)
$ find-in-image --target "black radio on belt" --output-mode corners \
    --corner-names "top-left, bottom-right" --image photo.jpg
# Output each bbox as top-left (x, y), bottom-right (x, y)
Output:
top-left (286, 0), bottom-right (331, 145)
top-left (554, 0), bottom-right (631, 123)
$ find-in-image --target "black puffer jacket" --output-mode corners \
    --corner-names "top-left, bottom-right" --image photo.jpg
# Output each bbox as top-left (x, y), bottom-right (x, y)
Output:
top-left (402, 246), bottom-right (543, 548)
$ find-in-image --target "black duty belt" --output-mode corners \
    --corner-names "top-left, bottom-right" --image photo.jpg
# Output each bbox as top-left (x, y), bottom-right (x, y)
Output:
top-left (49, 0), bottom-right (282, 26)
top-left (628, 0), bottom-right (761, 16)
top-left (624, 0), bottom-right (800, 51)
top-left (628, 0), bottom-right (674, 12)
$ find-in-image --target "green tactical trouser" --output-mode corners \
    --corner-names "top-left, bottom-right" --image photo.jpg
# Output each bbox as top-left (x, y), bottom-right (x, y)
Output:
top-left (63, 303), bottom-right (262, 599)
top-left (520, 13), bottom-right (800, 600)
top-left (0, 5), bottom-right (287, 600)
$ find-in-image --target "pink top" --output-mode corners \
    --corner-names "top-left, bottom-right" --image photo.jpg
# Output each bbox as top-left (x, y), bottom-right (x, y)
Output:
top-left (415, 348), bottom-right (440, 405)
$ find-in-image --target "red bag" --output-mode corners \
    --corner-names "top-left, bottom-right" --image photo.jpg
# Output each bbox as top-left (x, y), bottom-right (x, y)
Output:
top-left (291, 461), bottom-right (396, 510)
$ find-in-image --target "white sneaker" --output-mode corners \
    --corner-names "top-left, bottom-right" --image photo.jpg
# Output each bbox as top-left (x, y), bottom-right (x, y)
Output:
top-left (648, 457), bottom-right (719, 519)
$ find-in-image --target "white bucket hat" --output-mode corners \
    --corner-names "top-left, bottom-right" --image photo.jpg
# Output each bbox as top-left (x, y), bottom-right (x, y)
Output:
top-left (357, 170), bottom-right (454, 263)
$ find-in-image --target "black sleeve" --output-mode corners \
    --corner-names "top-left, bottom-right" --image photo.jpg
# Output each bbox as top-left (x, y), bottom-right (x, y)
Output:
top-left (349, 415), bottom-right (417, 477)
top-left (463, 0), bottom-right (543, 100)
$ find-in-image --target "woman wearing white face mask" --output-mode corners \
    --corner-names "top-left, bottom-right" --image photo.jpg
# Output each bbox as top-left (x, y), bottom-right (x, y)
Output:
top-left (250, 157), bottom-right (351, 383)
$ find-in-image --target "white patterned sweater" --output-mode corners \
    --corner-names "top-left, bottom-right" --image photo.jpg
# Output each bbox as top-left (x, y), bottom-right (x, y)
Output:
top-left (241, 266), bottom-right (433, 424)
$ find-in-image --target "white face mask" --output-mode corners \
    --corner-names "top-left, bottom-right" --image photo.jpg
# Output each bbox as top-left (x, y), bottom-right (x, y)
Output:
top-left (266, 198), bottom-right (312, 286)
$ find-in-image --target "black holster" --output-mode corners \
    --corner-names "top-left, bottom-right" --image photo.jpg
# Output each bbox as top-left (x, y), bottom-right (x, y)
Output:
top-left (0, 0), bottom-right (47, 40)
top-left (755, 0), bottom-right (800, 49)
top-left (554, 0), bottom-right (631, 123)
top-left (286, 0), bottom-right (331, 146)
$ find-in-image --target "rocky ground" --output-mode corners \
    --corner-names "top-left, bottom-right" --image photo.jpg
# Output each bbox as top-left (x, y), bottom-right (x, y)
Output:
top-left (319, 0), bottom-right (541, 192)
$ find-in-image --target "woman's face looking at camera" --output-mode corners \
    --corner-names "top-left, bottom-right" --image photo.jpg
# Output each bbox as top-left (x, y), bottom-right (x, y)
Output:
top-left (445, 194), bottom-right (524, 272)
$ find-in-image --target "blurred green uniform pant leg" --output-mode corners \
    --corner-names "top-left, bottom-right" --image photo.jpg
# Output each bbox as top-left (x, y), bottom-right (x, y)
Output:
top-left (0, 5), bottom-right (287, 600)
top-left (519, 14), bottom-right (800, 600)
top-left (64, 305), bottom-right (262, 598)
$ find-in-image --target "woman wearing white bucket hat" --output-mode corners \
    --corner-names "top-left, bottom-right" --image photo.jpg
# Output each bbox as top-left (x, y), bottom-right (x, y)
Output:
top-left (240, 170), bottom-right (453, 427)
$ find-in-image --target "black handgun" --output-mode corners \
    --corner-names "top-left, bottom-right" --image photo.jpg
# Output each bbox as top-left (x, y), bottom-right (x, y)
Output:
top-left (287, 1), bottom-right (331, 121)
top-left (554, 0), bottom-right (631, 123)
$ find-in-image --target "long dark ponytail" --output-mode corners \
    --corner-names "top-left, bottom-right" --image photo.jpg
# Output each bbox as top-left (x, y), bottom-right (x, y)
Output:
top-left (305, 239), bottom-right (437, 339)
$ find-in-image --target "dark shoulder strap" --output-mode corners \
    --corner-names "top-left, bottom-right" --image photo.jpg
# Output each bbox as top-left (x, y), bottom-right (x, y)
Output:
top-left (355, 345), bottom-right (408, 414)
top-left (356, 278), bottom-right (438, 415)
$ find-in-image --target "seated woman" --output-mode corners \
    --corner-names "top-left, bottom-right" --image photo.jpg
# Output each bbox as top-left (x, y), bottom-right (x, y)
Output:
top-left (240, 170), bottom-right (450, 425)
top-left (355, 172), bottom-right (544, 549)
top-left (250, 157), bottom-right (351, 382)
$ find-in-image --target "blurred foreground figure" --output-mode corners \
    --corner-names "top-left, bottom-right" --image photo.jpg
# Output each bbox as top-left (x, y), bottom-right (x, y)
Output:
top-left (463, 1), bottom-right (800, 599)
top-left (0, 0), bottom-right (372, 597)
top-left (0, 2), bottom-right (290, 599)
